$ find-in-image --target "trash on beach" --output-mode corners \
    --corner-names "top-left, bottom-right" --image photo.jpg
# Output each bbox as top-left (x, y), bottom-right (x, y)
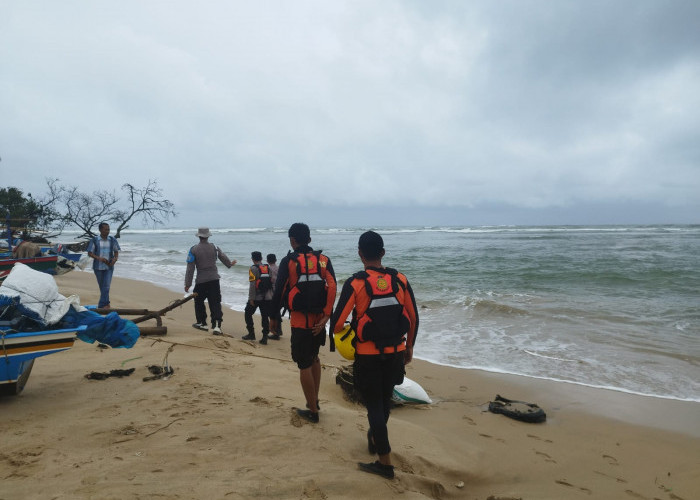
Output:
top-left (392, 377), bottom-right (433, 404)
top-left (84, 368), bottom-right (136, 380)
top-left (487, 394), bottom-right (546, 423)
top-left (143, 364), bottom-right (174, 382)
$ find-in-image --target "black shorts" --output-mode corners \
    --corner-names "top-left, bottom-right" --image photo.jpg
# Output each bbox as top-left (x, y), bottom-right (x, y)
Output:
top-left (291, 327), bottom-right (325, 370)
top-left (353, 352), bottom-right (406, 399)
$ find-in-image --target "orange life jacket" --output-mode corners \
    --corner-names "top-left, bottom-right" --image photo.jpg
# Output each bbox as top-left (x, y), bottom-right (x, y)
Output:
top-left (255, 264), bottom-right (272, 292)
top-left (285, 251), bottom-right (330, 314)
top-left (352, 268), bottom-right (410, 353)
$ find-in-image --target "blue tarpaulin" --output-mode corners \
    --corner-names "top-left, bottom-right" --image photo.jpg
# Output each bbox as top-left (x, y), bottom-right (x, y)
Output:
top-left (0, 263), bottom-right (139, 348)
top-left (0, 296), bottom-right (140, 349)
top-left (61, 307), bottom-right (140, 348)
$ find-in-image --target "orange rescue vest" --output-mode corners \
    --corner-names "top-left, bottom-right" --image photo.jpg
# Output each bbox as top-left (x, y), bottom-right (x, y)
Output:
top-left (352, 268), bottom-right (410, 353)
top-left (285, 251), bottom-right (329, 314)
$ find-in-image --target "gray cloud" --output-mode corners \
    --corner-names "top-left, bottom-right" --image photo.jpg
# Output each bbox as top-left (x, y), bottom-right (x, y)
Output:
top-left (1, 0), bottom-right (698, 226)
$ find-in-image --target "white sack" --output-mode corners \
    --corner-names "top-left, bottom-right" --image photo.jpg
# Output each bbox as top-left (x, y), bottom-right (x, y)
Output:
top-left (0, 263), bottom-right (84, 325)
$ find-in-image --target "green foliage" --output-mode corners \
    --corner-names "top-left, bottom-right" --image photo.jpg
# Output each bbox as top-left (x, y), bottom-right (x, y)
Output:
top-left (0, 187), bottom-right (46, 234)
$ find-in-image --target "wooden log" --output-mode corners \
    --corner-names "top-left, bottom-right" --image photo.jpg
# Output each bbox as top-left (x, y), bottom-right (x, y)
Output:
top-left (131, 293), bottom-right (196, 324)
top-left (92, 294), bottom-right (197, 338)
top-left (138, 326), bottom-right (168, 336)
top-left (93, 308), bottom-right (163, 326)
top-left (97, 308), bottom-right (151, 315)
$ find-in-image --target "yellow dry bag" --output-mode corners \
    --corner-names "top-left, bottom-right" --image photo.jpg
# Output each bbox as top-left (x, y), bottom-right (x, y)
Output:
top-left (333, 325), bottom-right (356, 360)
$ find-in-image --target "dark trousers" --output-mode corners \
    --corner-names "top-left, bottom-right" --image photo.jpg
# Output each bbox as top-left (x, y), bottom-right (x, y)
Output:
top-left (354, 353), bottom-right (405, 456)
top-left (269, 306), bottom-right (283, 334)
top-left (244, 299), bottom-right (271, 335)
top-left (193, 280), bottom-right (223, 325)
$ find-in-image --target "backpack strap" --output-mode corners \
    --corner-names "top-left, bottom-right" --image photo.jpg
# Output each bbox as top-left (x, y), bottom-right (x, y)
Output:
top-left (352, 270), bottom-right (369, 280)
top-left (289, 251), bottom-right (301, 283)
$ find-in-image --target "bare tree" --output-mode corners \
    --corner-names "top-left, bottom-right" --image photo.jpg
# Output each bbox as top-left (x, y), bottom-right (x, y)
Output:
top-left (41, 178), bottom-right (177, 240)
top-left (113, 180), bottom-right (176, 238)
top-left (60, 186), bottom-right (122, 239)
top-left (35, 178), bottom-right (69, 237)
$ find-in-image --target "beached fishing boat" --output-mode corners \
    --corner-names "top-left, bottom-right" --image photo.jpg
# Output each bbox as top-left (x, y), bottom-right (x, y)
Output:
top-left (0, 325), bottom-right (86, 395)
top-left (1, 219), bottom-right (85, 282)
top-left (0, 254), bottom-right (59, 282)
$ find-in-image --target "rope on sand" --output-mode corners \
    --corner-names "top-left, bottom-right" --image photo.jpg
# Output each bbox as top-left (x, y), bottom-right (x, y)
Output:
top-left (146, 337), bottom-right (341, 370)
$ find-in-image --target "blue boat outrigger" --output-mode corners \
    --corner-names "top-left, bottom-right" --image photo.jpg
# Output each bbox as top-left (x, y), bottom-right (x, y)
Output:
top-left (0, 325), bottom-right (87, 395)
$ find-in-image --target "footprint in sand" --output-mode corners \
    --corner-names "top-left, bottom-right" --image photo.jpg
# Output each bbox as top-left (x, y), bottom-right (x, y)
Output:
top-left (479, 433), bottom-right (506, 443)
top-left (527, 433), bottom-right (553, 443)
top-left (555, 479), bottom-right (592, 495)
top-left (462, 415), bottom-right (477, 426)
top-left (1, 449), bottom-right (43, 468)
top-left (535, 450), bottom-right (557, 464)
top-left (394, 455), bottom-right (415, 474)
top-left (250, 396), bottom-right (271, 406)
top-left (118, 425), bottom-right (140, 436)
top-left (206, 338), bottom-right (230, 349)
top-left (301, 479), bottom-right (327, 499)
top-left (603, 454), bottom-right (619, 466)
top-left (290, 411), bottom-right (306, 428)
top-left (593, 470), bottom-right (627, 483)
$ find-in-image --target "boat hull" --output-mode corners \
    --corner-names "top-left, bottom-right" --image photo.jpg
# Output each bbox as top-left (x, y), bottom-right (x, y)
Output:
top-left (0, 255), bottom-right (58, 282)
top-left (0, 325), bottom-right (85, 395)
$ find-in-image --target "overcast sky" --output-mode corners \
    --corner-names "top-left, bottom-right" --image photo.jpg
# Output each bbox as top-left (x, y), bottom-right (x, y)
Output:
top-left (2, 1), bottom-right (699, 228)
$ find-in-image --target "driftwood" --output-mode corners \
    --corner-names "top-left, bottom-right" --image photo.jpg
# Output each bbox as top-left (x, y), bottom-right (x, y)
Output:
top-left (93, 294), bottom-right (196, 336)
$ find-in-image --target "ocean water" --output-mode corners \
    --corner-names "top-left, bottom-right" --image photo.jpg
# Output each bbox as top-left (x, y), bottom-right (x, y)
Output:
top-left (77, 225), bottom-right (700, 402)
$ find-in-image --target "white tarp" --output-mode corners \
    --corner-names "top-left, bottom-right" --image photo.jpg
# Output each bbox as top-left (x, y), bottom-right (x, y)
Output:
top-left (0, 263), bottom-right (85, 325)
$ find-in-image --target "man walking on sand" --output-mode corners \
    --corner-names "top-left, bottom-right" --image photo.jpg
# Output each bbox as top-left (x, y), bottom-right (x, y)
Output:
top-left (330, 231), bottom-right (419, 479)
top-left (185, 227), bottom-right (236, 335)
top-left (87, 222), bottom-right (120, 309)
top-left (271, 223), bottom-right (336, 423)
top-left (266, 253), bottom-right (283, 340)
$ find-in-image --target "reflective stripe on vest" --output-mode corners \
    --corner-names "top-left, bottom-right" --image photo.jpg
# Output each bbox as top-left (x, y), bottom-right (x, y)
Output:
top-left (298, 274), bottom-right (324, 282)
top-left (368, 296), bottom-right (400, 308)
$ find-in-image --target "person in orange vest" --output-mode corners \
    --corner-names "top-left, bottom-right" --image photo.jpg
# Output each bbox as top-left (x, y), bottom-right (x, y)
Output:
top-left (271, 223), bottom-right (337, 423)
top-left (243, 251), bottom-right (274, 344)
top-left (330, 230), bottom-right (419, 479)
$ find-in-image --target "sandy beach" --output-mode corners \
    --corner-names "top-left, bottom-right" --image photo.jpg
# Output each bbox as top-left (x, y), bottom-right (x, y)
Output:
top-left (2, 271), bottom-right (698, 500)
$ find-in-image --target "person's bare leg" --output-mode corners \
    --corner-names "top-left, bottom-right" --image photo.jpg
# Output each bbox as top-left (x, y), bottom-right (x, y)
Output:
top-left (311, 356), bottom-right (321, 407)
top-left (299, 367), bottom-right (319, 413)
